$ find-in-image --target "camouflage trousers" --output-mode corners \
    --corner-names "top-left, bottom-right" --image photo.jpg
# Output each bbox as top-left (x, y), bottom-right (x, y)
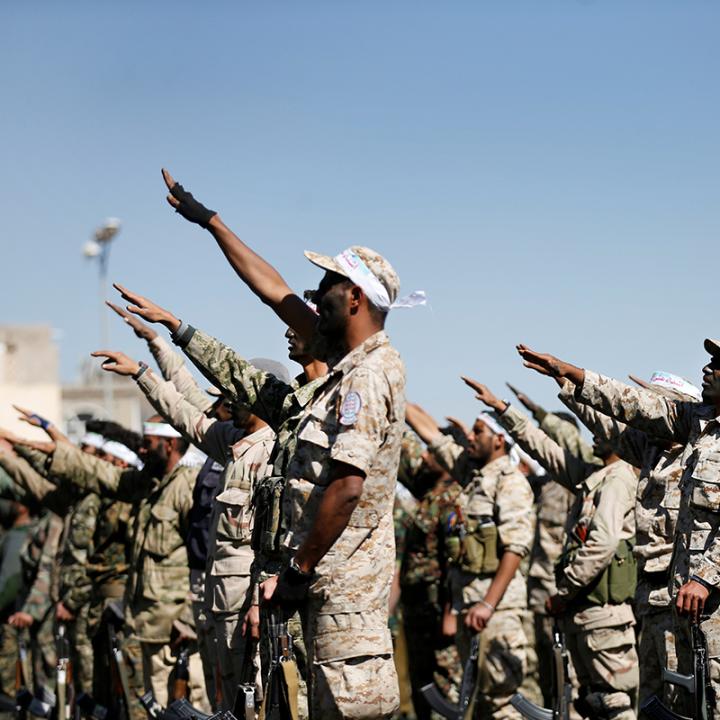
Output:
top-left (402, 602), bottom-right (462, 720)
top-left (673, 612), bottom-right (720, 720)
top-left (562, 615), bottom-right (638, 720)
top-left (0, 624), bottom-right (17, 698)
top-left (31, 609), bottom-right (56, 695)
top-left (66, 603), bottom-right (94, 693)
top-left (302, 607), bottom-right (399, 720)
top-left (532, 612), bottom-right (582, 720)
top-left (457, 607), bottom-right (528, 720)
top-left (637, 607), bottom-right (678, 710)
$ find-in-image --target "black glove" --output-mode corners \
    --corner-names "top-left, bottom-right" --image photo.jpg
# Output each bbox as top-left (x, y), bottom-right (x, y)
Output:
top-left (169, 182), bottom-right (217, 229)
top-left (273, 566), bottom-right (312, 611)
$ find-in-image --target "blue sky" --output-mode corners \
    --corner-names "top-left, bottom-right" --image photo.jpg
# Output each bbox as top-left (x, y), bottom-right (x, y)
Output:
top-left (1, 1), bottom-right (718, 424)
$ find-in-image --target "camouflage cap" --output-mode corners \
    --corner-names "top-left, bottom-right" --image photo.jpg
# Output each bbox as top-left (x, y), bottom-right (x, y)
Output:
top-left (704, 338), bottom-right (720, 358)
top-left (304, 246), bottom-right (400, 307)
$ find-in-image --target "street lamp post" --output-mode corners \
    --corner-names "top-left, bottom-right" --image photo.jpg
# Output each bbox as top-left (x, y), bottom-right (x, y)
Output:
top-left (83, 218), bottom-right (121, 418)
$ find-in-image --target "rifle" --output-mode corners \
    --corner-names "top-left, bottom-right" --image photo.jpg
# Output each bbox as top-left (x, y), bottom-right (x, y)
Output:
top-left (641, 623), bottom-right (715, 720)
top-left (510, 625), bottom-right (571, 720)
top-left (258, 613), bottom-right (299, 720)
top-left (56, 622), bottom-right (73, 720)
top-left (13, 629), bottom-right (56, 718)
top-left (171, 646), bottom-right (190, 701)
top-left (233, 637), bottom-right (258, 720)
top-left (421, 636), bottom-right (480, 720)
top-left (139, 689), bottom-right (240, 720)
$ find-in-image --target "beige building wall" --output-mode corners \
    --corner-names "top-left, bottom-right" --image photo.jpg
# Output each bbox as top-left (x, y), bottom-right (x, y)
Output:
top-left (0, 325), bottom-right (61, 440)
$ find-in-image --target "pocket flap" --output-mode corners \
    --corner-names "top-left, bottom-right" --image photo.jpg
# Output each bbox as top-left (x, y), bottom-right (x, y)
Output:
top-left (150, 505), bottom-right (177, 522)
top-left (216, 488), bottom-right (251, 506)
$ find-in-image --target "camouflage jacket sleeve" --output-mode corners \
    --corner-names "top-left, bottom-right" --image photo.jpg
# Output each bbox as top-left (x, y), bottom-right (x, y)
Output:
top-left (558, 381), bottom-right (647, 470)
top-left (22, 513), bottom-right (63, 622)
top-left (49, 442), bottom-right (151, 503)
top-left (499, 405), bottom-right (588, 492)
top-left (59, 493), bottom-right (101, 612)
top-left (13, 445), bottom-right (52, 477)
top-left (149, 335), bottom-right (213, 413)
top-left (557, 463), bottom-right (636, 598)
top-left (496, 469), bottom-right (535, 558)
top-left (137, 369), bottom-right (243, 463)
top-left (576, 370), bottom-right (694, 444)
top-left (177, 328), bottom-right (295, 430)
top-left (539, 412), bottom-right (601, 467)
top-left (0, 451), bottom-right (77, 517)
top-left (428, 434), bottom-right (474, 486)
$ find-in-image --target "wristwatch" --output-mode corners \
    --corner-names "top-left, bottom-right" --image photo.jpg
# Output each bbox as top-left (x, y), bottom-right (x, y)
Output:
top-left (132, 361), bottom-right (149, 381)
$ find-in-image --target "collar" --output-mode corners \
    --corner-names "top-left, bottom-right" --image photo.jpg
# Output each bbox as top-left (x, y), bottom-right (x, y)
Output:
top-left (231, 425), bottom-right (275, 460)
top-left (330, 331), bottom-right (390, 375)
top-left (478, 454), bottom-right (514, 477)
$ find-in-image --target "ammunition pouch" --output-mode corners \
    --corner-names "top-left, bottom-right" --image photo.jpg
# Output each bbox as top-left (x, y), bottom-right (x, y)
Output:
top-left (455, 516), bottom-right (500, 575)
top-left (251, 476), bottom-right (286, 560)
top-left (557, 538), bottom-right (637, 607)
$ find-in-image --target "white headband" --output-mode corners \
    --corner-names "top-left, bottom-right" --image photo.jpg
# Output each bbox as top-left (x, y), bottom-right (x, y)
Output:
top-left (179, 445), bottom-right (207, 468)
top-left (80, 432), bottom-right (105, 450)
top-left (649, 371), bottom-right (702, 402)
top-left (333, 249), bottom-right (427, 312)
top-left (475, 413), bottom-right (520, 467)
top-left (102, 440), bottom-right (143, 469)
top-left (143, 421), bottom-right (182, 439)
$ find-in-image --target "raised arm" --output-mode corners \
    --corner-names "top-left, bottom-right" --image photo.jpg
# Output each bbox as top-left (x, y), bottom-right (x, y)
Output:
top-left (557, 381), bottom-right (648, 470)
top-left (108, 301), bottom-right (212, 413)
top-left (516, 344), bottom-right (693, 443)
top-left (91, 349), bottom-right (239, 463)
top-left (161, 168), bottom-right (317, 341)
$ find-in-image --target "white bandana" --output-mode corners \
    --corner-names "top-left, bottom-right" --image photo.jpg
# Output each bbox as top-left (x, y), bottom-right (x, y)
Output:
top-left (649, 371), bottom-right (702, 402)
top-left (143, 421), bottom-right (182, 439)
top-left (333, 249), bottom-right (427, 312)
top-left (80, 432), bottom-right (105, 450)
top-left (475, 413), bottom-right (520, 467)
top-left (102, 440), bottom-right (143, 469)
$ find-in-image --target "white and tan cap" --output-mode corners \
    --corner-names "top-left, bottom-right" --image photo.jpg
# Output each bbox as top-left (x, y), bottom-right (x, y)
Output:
top-left (648, 371), bottom-right (702, 402)
top-left (304, 246), bottom-right (401, 311)
top-left (705, 338), bottom-right (720, 358)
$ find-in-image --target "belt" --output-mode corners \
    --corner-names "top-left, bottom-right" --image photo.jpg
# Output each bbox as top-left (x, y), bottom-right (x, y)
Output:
top-left (639, 569), bottom-right (670, 583)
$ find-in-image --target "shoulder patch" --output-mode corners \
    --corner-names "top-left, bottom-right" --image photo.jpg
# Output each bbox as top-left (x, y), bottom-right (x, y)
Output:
top-left (339, 391), bottom-right (362, 426)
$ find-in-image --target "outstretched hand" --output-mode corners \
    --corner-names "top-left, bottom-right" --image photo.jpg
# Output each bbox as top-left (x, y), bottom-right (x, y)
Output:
top-left (445, 416), bottom-right (469, 438)
top-left (13, 405), bottom-right (52, 431)
top-left (461, 377), bottom-right (507, 413)
top-left (12, 437), bottom-right (56, 454)
top-left (405, 403), bottom-right (442, 445)
top-left (107, 301), bottom-right (158, 342)
top-left (91, 351), bottom-right (142, 377)
top-left (113, 284), bottom-right (180, 333)
top-left (505, 383), bottom-right (539, 414)
top-left (516, 345), bottom-right (585, 386)
top-left (162, 168), bottom-right (217, 229)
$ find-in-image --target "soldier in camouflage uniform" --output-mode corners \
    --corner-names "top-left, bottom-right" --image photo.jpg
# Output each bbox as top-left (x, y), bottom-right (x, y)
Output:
top-left (110, 348), bottom-right (288, 709)
top-left (498, 355), bottom-right (641, 720)
top-left (119, 178), bottom-right (408, 714)
top-left (506, 387), bottom-right (599, 711)
top-left (395, 429), bottom-right (463, 719)
top-left (522, 339), bottom-right (720, 718)
top-left (38, 416), bottom-right (208, 710)
top-left (555, 372), bottom-right (701, 710)
top-left (406, 400), bottom-right (534, 720)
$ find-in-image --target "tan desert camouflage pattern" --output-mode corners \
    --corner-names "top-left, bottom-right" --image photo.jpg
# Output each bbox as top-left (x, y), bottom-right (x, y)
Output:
top-left (434, 445), bottom-right (534, 611)
top-left (49, 442), bottom-right (198, 643)
top-left (182, 327), bottom-right (405, 718)
top-left (564, 621), bottom-right (639, 720)
top-left (558, 382), bottom-right (684, 614)
top-left (149, 334), bottom-right (214, 413)
top-left (456, 608), bottom-right (529, 720)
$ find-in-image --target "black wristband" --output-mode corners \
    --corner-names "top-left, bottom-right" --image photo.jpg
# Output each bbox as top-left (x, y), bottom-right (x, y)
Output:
top-left (170, 183), bottom-right (217, 229)
top-left (132, 361), bottom-right (149, 381)
top-left (690, 575), bottom-right (714, 592)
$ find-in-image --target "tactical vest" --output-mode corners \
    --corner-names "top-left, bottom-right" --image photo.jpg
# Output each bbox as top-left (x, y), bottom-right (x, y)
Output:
top-left (445, 467), bottom-right (505, 576)
top-left (556, 478), bottom-right (637, 607)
